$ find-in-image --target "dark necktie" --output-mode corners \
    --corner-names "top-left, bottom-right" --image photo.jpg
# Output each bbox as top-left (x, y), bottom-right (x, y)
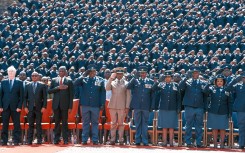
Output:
top-left (33, 82), bottom-right (37, 93)
top-left (9, 80), bottom-right (13, 91)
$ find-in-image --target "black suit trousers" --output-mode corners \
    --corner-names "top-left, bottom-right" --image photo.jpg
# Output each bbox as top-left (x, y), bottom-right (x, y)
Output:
top-left (1, 107), bottom-right (21, 143)
top-left (53, 107), bottom-right (68, 142)
top-left (27, 107), bottom-right (42, 142)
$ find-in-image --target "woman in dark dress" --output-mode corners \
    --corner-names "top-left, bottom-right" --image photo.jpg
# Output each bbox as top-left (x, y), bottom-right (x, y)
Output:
top-left (204, 75), bottom-right (232, 148)
top-left (153, 71), bottom-right (181, 146)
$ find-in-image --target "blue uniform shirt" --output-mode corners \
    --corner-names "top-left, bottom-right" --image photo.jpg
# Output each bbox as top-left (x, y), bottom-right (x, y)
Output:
top-left (179, 78), bottom-right (207, 108)
top-left (127, 77), bottom-right (154, 111)
top-left (152, 82), bottom-right (181, 111)
top-left (74, 76), bottom-right (106, 107)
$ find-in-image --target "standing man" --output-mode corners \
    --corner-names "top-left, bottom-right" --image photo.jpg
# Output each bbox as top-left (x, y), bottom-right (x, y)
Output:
top-left (18, 71), bottom-right (29, 92)
top-left (0, 66), bottom-right (23, 146)
top-left (74, 64), bottom-right (106, 145)
top-left (24, 72), bottom-right (47, 145)
top-left (106, 67), bottom-right (131, 145)
top-left (126, 66), bottom-right (154, 146)
top-left (179, 67), bottom-right (207, 148)
top-left (48, 66), bottom-right (74, 145)
top-left (226, 73), bottom-right (245, 149)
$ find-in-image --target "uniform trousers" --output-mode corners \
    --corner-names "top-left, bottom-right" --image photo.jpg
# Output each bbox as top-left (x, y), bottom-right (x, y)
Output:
top-left (184, 106), bottom-right (204, 146)
top-left (81, 106), bottom-right (100, 142)
top-left (237, 112), bottom-right (245, 146)
top-left (109, 109), bottom-right (126, 142)
top-left (134, 109), bottom-right (149, 144)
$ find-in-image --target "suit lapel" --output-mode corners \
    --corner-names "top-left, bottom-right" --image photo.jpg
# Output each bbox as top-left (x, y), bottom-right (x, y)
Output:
top-left (63, 77), bottom-right (67, 85)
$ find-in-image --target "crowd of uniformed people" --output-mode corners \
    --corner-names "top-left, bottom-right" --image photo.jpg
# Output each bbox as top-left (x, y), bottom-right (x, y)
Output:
top-left (0, 0), bottom-right (244, 150)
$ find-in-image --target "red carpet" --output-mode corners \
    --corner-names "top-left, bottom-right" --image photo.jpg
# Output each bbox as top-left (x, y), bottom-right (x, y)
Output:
top-left (0, 143), bottom-right (244, 153)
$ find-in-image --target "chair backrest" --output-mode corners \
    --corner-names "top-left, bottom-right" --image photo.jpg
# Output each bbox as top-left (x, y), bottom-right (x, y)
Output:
top-left (20, 106), bottom-right (26, 123)
top-left (232, 112), bottom-right (238, 129)
top-left (42, 99), bottom-right (53, 123)
top-left (105, 100), bottom-right (111, 122)
top-left (68, 99), bottom-right (79, 122)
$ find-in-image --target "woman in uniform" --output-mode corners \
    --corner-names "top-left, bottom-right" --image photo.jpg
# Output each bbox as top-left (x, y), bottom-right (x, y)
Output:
top-left (204, 75), bottom-right (232, 148)
top-left (152, 71), bottom-right (181, 147)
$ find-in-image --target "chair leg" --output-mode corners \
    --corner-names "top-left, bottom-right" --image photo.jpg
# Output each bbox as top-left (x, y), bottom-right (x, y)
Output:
top-left (50, 129), bottom-right (54, 144)
top-left (76, 129), bottom-right (80, 144)
top-left (129, 129), bottom-right (133, 144)
top-left (99, 129), bottom-right (102, 144)
top-left (125, 130), bottom-right (129, 145)
top-left (47, 129), bottom-right (50, 143)
top-left (21, 130), bottom-right (24, 144)
top-left (103, 129), bottom-right (107, 144)
top-left (154, 131), bottom-right (159, 146)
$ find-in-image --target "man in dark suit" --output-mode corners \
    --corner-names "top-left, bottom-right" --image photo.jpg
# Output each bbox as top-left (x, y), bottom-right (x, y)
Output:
top-left (0, 66), bottom-right (23, 146)
top-left (24, 72), bottom-right (47, 145)
top-left (48, 66), bottom-right (74, 145)
top-left (18, 71), bottom-right (29, 92)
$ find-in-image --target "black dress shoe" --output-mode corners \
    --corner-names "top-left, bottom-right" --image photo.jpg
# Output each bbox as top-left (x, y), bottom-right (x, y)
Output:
top-left (93, 141), bottom-right (98, 145)
top-left (37, 140), bottom-right (42, 145)
top-left (196, 145), bottom-right (204, 148)
top-left (143, 144), bottom-right (149, 146)
top-left (82, 141), bottom-right (87, 145)
top-left (239, 146), bottom-right (244, 149)
top-left (27, 142), bottom-right (33, 145)
top-left (186, 144), bottom-right (194, 148)
top-left (54, 141), bottom-right (59, 145)
top-left (2, 143), bottom-right (7, 146)
top-left (14, 143), bottom-right (19, 146)
top-left (64, 141), bottom-right (68, 145)
top-left (135, 143), bottom-right (141, 146)
top-left (119, 142), bottom-right (124, 145)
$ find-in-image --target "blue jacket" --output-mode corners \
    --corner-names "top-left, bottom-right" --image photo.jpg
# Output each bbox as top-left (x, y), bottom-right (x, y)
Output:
top-left (0, 79), bottom-right (23, 110)
top-left (179, 78), bottom-right (207, 108)
top-left (152, 82), bottom-right (181, 111)
top-left (226, 78), bottom-right (245, 112)
top-left (204, 85), bottom-right (232, 115)
top-left (126, 77), bottom-right (154, 110)
top-left (74, 76), bottom-right (106, 107)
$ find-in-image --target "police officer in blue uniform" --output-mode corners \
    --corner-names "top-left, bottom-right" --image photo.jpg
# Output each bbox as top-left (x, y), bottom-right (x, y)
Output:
top-left (152, 70), bottom-right (181, 147)
top-left (74, 64), bottom-right (106, 145)
top-left (204, 75), bottom-right (232, 148)
top-left (126, 66), bottom-right (154, 146)
top-left (226, 73), bottom-right (245, 149)
top-left (179, 67), bottom-right (207, 148)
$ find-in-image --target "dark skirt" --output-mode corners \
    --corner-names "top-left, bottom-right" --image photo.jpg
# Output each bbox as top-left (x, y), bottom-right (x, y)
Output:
top-left (207, 113), bottom-right (228, 129)
top-left (158, 110), bottom-right (178, 128)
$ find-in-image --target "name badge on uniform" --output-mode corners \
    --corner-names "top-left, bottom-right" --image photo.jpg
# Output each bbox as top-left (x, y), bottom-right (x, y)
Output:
top-left (225, 91), bottom-right (229, 96)
top-left (145, 84), bottom-right (152, 89)
top-left (95, 81), bottom-right (101, 86)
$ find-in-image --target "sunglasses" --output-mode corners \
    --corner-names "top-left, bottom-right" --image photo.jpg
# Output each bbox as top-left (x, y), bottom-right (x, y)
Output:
top-left (32, 75), bottom-right (39, 77)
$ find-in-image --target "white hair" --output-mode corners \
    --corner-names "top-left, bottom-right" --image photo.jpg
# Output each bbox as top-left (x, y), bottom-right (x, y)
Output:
top-left (7, 66), bottom-right (17, 73)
